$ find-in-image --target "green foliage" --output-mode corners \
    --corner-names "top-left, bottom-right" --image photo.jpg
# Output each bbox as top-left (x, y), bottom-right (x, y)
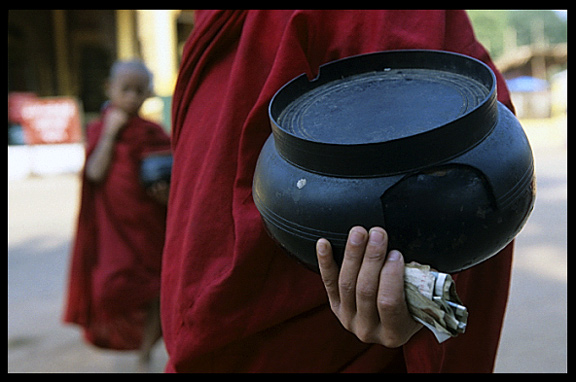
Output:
top-left (467, 10), bottom-right (567, 59)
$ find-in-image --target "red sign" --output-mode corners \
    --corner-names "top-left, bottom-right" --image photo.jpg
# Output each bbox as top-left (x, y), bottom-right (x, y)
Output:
top-left (19, 97), bottom-right (83, 145)
top-left (8, 92), bottom-right (37, 124)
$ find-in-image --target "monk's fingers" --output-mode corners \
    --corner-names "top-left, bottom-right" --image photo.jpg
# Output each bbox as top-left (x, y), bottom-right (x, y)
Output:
top-left (316, 238), bottom-right (341, 310)
top-left (376, 249), bottom-right (406, 320)
top-left (338, 226), bottom-right (368, 314)
top-left (375, 249), bottom-right (422, 347)
top-left (354, 228), bottom-right (389, 326)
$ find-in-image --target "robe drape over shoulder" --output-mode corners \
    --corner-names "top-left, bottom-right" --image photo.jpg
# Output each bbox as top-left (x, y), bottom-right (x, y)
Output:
top-left (163, 10), bottom-right (515, 372)
top-left (64, 112), bottom-right (171, 350)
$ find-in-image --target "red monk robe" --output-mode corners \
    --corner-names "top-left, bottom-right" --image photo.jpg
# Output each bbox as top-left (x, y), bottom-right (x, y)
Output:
top-left (163, 10), bottom-right (515, 372)
top-left (64, 111), bottom-right (171, 350)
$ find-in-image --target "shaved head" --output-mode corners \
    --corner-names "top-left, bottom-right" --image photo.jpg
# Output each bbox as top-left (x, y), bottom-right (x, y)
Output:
top-left (109, 60), bottom-right (154, 92)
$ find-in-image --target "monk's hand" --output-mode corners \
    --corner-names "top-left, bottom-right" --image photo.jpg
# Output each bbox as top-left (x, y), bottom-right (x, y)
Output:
top-left (147, 181), bottom-right (170, 205)
top-left (316, 226), bottom-right (422, 348)
top-left (103, 106), bottom-right (130, 138)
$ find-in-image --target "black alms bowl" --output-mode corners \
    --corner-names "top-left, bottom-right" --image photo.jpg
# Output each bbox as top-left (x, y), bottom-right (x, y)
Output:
top-left (253, 50), bottom-right (535, 273)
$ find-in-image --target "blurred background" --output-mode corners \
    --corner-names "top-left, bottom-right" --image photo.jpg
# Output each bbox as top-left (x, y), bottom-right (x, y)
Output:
top-left (8, 10), bottom-right (567, 373)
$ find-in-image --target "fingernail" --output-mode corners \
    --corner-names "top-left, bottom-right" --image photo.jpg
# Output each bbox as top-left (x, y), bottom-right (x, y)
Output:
top-left (349, 228), bottom-right (365, 245)
top-left (368, 229), bottom-right (385, 245)
top-left (387, 250), bottom-right (401, 261)
top-left (316, 239), bottom-right (328, 255)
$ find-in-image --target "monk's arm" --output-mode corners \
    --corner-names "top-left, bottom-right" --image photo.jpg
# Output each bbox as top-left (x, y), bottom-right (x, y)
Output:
top-left (85, 108), bottom-right (128, 183)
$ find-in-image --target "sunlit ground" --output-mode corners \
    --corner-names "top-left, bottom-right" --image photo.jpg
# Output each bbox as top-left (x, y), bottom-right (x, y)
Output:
top-left (494, 113), bottom-right (567, 373)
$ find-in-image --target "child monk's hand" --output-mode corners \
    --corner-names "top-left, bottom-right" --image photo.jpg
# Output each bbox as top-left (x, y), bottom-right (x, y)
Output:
top-left (147, 181), bottom-right (170, 205)
top-left (316, 226), bottom-right (421, 348)
top-left (103, 107), bottom-right (130, 137)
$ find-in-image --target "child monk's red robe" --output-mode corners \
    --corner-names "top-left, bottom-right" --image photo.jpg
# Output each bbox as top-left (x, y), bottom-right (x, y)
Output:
top-left (162, 10), bottom-right (515, 372)
top-left (64, 111), bottom-right (170, 350)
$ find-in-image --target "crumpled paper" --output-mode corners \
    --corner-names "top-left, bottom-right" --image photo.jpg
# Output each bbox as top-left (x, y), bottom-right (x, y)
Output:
top-left (404, 261), bottom-right (468, 343)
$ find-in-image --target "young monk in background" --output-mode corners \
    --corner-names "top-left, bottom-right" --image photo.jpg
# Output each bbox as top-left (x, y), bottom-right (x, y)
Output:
top-left (63, 60), bottom-right (171, 371)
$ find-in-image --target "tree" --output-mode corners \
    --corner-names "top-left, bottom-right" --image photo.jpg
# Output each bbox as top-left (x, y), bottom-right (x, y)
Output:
top-left (467, 10), bottom-right (509, 58)
top-left (467, 10), bottom-right (567, 59)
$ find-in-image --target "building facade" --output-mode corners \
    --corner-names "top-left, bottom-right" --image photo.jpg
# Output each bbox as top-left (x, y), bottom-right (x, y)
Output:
top-left (8, 10), bottom-right (195, 126)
